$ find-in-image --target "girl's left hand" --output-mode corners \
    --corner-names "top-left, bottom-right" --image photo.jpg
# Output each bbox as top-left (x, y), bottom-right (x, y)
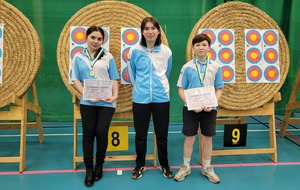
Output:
top-left (103, 96), bottom-right (117, 103)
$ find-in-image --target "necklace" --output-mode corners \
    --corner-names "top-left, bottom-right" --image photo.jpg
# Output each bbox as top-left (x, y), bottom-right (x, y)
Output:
top-left (86, 48), bottom-right (104, 76)
top-left (194, 57), bottom-right (208, 86)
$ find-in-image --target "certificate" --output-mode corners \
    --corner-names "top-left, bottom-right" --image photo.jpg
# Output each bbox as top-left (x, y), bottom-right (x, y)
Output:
top-left (83, 79), bottom-right (113, 100)
top-left (184, 86), bottom-right (218, 111)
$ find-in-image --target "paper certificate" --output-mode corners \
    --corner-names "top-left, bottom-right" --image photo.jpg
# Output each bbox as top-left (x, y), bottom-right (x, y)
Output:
top-left (83, 79), bottom-right (113, 100)
top-left (184, 86), bottom-right (218, 111)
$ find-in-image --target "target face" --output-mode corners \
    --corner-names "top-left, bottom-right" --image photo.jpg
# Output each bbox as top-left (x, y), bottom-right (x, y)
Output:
top-left (103, 29), bottom-right (109, 44)
top-left (222, 66), bottom-right (234, 82)
top-left (218, 30), bottom-right (234, 46)
top-left (200, 29), bottom-right (216, 45)
top-left (264, 48), bottom-right (278, 64)
top-left (71, 27), bottom-right (86, 44)
top-left (122, 47), bottom-right (130, 63)
top-left (246, 30), bottom-right (261, 46)
top-left (246, 47), bottom-right (262, 64)
top-left (207, 49), bottom-right (216, 61)
top-left (218, 48), bottom-right (234, 64)
top-left (70, 46), bottom-right (84, 59)
top-left (122, 67), bottom-right (131, 83)
top-left (0, 48), bottom-right (2, 58)
top-left (122, 29), bottom-right (140, 45)
top-left (264, 66), bottom-right (279, 82)
top-left (0, 27), bottom-right (2, 38)
top-left (247, 65), bottom-right (262, 82)
top-left (263, 30), bottom-right (278, 46)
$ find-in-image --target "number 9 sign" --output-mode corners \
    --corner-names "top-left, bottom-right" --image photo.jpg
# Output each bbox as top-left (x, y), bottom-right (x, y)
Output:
top-left (223, 124), bottom-right (247, 147)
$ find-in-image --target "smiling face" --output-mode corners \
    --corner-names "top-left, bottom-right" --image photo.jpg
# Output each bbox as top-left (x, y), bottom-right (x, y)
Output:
top-left (86, 31), bottom-right (103, 53)
top-left (142, 21), bottom-right (160, 45)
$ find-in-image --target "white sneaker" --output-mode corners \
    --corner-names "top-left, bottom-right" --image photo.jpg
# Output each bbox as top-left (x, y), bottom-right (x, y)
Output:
top-left (174, 165), bottom-right (191, 182)
top-left (201, 166), bottom-right (220, 184)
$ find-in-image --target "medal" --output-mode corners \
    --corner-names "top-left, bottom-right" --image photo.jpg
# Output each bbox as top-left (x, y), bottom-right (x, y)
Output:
top-left (90, 70), bottom-right (95, 76)
top-left (86, 48), bottom-right (104, 77)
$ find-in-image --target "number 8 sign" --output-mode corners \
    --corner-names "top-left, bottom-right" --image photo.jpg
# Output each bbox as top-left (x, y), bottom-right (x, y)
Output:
top-left (107, 126), bottom-right (128, 151)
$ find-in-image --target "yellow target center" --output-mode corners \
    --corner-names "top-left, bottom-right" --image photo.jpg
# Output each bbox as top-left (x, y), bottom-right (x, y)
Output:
top-left (251, 52), bottom-right (258, 59)
top-left (223, 52), bottom-right (230, 59)
top-left (268, 53), bottom-right (275, 59)
top-left (76, 33), bottom-right (84, 40)
top-left (250, 34), bottom-right (257, 41)
top-left (127, 33), bottom-right (135, 41)
top-left (269, 70), bottom-right (275, 77)
top-left (251, 70), bottom-right (258, 77)
top-left (267, 35), bottom-right (274, 42)
top-left (222, 34), bottom-right (229, 41)
top-left (223, 71), bottom-right (230, 77)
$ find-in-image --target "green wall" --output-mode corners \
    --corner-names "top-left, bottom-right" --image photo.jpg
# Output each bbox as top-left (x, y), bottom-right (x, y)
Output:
top-left (4, 0), bottom-right (300, 122)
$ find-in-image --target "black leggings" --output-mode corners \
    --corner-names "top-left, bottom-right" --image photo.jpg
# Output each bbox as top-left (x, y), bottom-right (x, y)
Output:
top-left (80, 104), bottom-right (115, 168)
top-left (133, 102), bottom-right (170, 168)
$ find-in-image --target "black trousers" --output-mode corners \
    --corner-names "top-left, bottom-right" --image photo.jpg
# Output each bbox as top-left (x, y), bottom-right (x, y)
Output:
top-left (133, 102), bottom-right (170, 168)
top-left (80, 104), bottom-right (115, 168)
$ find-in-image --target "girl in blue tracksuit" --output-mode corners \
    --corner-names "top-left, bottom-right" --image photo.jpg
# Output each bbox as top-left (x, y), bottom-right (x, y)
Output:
top-left (127, 17), bottom-right (173, 180)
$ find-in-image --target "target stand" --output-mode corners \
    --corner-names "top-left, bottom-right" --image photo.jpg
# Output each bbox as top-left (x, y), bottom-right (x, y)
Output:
top-left (198, 92), bottom-right (281, 165)
top-left (72, 95), bottom-right (157, 170)
top-left (280, 67), bottom-right (300, 137)
top-left (0, 83), bottom-right (44, 172)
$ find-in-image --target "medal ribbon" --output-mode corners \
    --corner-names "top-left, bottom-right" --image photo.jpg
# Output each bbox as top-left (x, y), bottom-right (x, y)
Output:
top-left (86, 48), bottom-right (104, 70)
top-left (194, 57), bottom-right (208, 86)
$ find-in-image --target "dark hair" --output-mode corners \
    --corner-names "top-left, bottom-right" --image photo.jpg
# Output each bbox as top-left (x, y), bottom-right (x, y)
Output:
top-left (140, 17), bottom-right (162, 47)
top-left (192, 33), bottom-right (211, 46)
top-left (86, 26), bottom-right (105, 59)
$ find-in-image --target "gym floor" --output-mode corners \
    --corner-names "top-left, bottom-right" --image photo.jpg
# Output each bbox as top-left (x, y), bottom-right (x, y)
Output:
top-left (0, 115), bottom-right (299, 190)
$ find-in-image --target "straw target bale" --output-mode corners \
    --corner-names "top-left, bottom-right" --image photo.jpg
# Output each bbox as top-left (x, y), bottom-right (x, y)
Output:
top-left (187, 2), bottom-right (289, 110)
top-left (0, 0), bottom-right (42, 108)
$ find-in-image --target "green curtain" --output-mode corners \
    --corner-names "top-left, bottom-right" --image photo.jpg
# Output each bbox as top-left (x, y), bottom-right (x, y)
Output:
top-left (5, 0), bottom-right (299, 122)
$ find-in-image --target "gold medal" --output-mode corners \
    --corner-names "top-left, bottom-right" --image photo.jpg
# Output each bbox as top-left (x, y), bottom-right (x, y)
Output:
top-left (90, 70), bottom-right (95, 76)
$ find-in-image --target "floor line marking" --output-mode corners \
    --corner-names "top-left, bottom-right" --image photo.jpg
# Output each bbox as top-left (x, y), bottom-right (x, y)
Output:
top-left (1, 162), bottom-right (300, 175)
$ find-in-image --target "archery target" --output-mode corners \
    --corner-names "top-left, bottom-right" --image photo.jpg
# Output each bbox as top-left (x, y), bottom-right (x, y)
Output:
top-left (263, 30), bottom-right (278, 46)
top-left (121, 66), bottom-right (131, 83)
top-left (199, 29), bottom-right (216, 45)
top-left (121, 47), bottom-right (130, 63)
top-left (70, 46), bottom-right (85, 60)
top-left (246, 30), bottom-right (261, 46)
top-left (0, 48), bottom-right (2, 58)
top-left (218, 29), bottom-right (234, 46)
top-left (199, 29), bottom-right (235, 83)
top-left (122, 28), bottom-right (140, 46)
top-left (264, 48), bottom-right (278, 64)
top-left (264, 65), bottom-right (279, 82)
top-left (222, 66), bottom-right (234, 83)
top-left (121, 27), bottom-right (141, 84)
top-left (71, 27), bottom-right (86, 44)
top-left (246, 47), bottom-right (262, 64)
top-left (207, 49), bottom-right (216, 61)
top-left (247, 65), bottom-right (262, 82)
top-left (218, 48), bottom-right (234, 64)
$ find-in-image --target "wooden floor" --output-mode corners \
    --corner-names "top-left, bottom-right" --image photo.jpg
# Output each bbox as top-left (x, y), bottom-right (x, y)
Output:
top-left (0, 116), bottom-right (299, 190)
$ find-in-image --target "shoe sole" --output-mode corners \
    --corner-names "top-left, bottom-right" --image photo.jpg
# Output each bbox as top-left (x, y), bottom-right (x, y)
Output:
top-left (131, 167), bottom-right (146, 180)
top-left (201, 171), bottom-right (220, 184)
top-left (174, 170), bottom-right (191, 182)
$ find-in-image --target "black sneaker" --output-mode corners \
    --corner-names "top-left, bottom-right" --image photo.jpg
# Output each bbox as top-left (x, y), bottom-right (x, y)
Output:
top-left (131, 166), bottom-right (146, 180)
top-left (160, 166), bottom-right (173, 178)
top-left (94, 164), bottom-right (103, 181)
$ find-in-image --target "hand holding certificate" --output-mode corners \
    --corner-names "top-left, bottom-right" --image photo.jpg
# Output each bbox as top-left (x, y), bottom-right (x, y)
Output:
top-left (184, 86), bottom-right (218, 111)
top-left (83, 79), bottom-right (113, 101)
